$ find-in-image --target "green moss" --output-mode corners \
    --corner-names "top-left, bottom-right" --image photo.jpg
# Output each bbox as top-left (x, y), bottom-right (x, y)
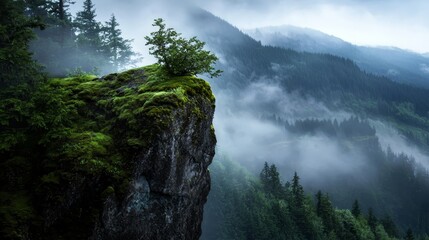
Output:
top-left (0, 63), bottom-right (216, 240)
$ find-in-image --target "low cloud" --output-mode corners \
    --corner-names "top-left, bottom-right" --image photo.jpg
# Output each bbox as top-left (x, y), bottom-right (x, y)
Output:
top-left (214, 80), bottom-right (429, 187)
top-left (214, 81), bottom-right (362, 182)
top-left (420, 64), bottom-right (429, 74)
top-left (371, 120), bottom-right (429, 169)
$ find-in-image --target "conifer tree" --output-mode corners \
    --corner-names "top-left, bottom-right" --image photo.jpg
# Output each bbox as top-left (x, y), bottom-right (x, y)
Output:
top-left (292, 172), bottom-right (305, 206)
top-left (268, 164), bottom-right (283, 196)
top-left (290, 172), bottom-right (312, 239)
top-left (0, 0), bottom-right (44, 86)
top-left (316, 191), bottom-right (323, 216)
top-left (102, 14), bottom-right (135, 71)
top-left (316, 191), bottom-right (336, 234)
top-left (405, 228), bottom-right (414, 240)
top-left (25, 0), bottom-right (49, 19)
top-left (367, 208), bottom-right (378, 233)
top-left (74, 0), bottom-right (102, 52)
top-left (352, 199), bottom-right (361, 217)
top-left (259, 162), bottom-right (283, 197)
top-left (381, 215), bottom-right (398, 238)
top-left (27, 0), bottom-right (77, 75)
top-left (260, 162), bottom-right (270, 188)
top-left (47, 0), bottom-right (74, 46)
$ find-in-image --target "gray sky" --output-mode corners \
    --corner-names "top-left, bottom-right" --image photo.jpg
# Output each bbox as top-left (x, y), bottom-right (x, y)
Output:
top-left (71, 0), bottom-right (429, 56)
top-left (202, 0), bottom-right (429, 53)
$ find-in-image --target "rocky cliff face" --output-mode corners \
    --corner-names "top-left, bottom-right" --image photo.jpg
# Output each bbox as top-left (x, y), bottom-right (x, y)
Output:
top-left (0, 65), bottom-right (216, 240)
top-left (92, 69), bottom-right (216, 240)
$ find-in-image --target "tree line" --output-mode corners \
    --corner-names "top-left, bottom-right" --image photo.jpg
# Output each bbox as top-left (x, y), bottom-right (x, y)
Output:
top-left (29, 0), bottom-right (138, 75)
top-left (203, 157), bottom-right (426, 239)
top-left (256, 115), bottom-right (429, 236)
top-left (0, 0), bottom-right (137, 87)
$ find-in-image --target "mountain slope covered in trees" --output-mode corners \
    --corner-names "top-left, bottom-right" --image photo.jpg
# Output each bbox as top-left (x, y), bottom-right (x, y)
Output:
top-left (202, 156), bottom-right (417, 240)
top-left (245, 26), bottom-right (429, 89)
top-left (3, 0), bottom-right (429, 238)
top-left (169, 8), bottom-right (429, 236)
top-left (181, 8), bottom-right (429, 149)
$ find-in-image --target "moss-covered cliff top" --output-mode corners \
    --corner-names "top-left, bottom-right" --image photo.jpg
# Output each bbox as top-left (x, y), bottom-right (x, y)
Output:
top-left (0, 64), bottom-right (216, 239)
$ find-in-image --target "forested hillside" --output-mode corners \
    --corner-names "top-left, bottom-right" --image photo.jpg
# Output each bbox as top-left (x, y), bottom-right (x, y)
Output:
top-left (202, 156), bottom-right (422, 240)
top-left (2, 0), bottom-right (429, 239)
top-left (246, 26), bottom-right (429, 89)
top-left (178, 8), bottom-right (429, 236)
top-left (183, 9), bottom-right (429, 149)
top-left (202, 116), bottom-right (429, 238)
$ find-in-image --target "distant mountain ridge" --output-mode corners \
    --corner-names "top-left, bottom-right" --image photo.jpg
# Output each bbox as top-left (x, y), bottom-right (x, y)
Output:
top-left (245, 25), bottom-right (429, 89)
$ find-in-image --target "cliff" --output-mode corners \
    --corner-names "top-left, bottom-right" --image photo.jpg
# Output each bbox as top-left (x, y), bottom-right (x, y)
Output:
top-left (0, 65), bottom-right (216, 240)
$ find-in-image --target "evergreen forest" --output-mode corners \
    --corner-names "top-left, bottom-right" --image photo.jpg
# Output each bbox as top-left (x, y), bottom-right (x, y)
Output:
top-left (2, 1), bottom-right (429, 239)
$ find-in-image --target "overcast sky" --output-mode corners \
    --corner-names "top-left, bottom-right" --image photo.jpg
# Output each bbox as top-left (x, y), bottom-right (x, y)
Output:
top-left (71, 0), bottom-right (429, 55)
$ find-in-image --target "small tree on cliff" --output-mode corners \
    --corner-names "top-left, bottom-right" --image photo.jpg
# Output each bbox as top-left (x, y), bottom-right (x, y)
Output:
top-left (145, 18), bottom-right (222, 78)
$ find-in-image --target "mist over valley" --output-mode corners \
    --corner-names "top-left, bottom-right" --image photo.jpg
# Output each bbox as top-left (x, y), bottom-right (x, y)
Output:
top-left (2, 0), bottom-right (429, 239)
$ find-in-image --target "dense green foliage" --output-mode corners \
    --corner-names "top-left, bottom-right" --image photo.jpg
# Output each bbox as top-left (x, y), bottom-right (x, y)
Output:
top-left (0, 64), bottom-right (214, 240)
top-left (203, 157), bottom-right (412, 240)
top-left (3, 4), bottom-right (429, 239)
top-left (27, 0), bottom-right (137, 75)
top-left (0, 0), bottom-right (44, 87)
top-left (145, 18), bottom-right (222, 78)
top-left (259, 116), bottom-right (429, 235)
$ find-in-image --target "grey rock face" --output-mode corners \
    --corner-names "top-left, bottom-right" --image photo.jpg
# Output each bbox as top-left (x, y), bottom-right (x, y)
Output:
top-left (92, 96), bottom-right (216, 240)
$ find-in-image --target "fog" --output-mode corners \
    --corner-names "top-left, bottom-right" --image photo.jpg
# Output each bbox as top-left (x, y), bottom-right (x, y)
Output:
top-left (372, 120), bottom-right (429, 169)
top-left (66, 0), bottom-right (429, 232)
top-left (70, 0), bottom-right (429, 57)
top-left (214, 80), bottom-right (429, 185)
top-left (202, 0), bottom-right (429, 53)
top-left (70, 0), bottom-right (429, 173)
top-left (67, 0), bottom-right (429, 181)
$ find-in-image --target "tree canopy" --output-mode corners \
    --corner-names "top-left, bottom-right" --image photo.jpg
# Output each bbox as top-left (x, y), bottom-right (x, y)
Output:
top-left (0, 0), bottom-right (44, 86)
top-left (145, 18), bottom-right (222, 78)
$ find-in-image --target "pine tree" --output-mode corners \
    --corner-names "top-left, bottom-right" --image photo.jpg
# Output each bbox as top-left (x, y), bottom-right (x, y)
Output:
top-left (380, 215), bottom-right (398, 238)
top-left (260, 162), bottom-right (270, 188)
top-left (47, 0), bottom-right (74, 46)
top-left (290, 172), bottom-right (312, 239)
top-left (74, 0), bottom-right (102, 52)
top-left (268, 164), bottom-right (283, 197)
top-left (25, 0), bottom-right (49, 19)
top-left (315, 191), bottom-right (336, 234)
top-left (73, 0), bottom-right (109, 73)
top-left (316, 191), bottom-right (323, 216)
top-left (367, 208), bottom-right (377, 233)
top-left (26, 0), bottom-right (78, 75)
top-left (102, 14), bottom-right (135, 71)
top-left (351, 199), bottom-right (361, 217)
top-left (259, 162), bottom-right (283, 197)
top-left (405, 228), bottom-right (414, 240)
top-left (47, 0), bottom-right (73, 22)
top-left (292, 172), bottom-right (305, 206)
top-left (0, 0), bottom-right (44, 86)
